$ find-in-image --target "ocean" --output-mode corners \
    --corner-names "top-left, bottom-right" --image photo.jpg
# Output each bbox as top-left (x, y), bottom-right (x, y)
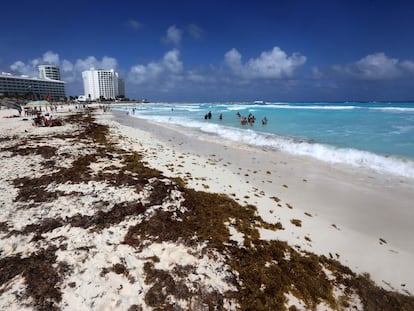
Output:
top-left (116, 102), bottom-right (414, 179)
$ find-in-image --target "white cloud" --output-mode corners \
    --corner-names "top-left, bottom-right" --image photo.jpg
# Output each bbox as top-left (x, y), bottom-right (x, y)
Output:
top-left (10, 61), bottom-right (34, 76)
top-left (129, 49), bottom-right (183, 86)
top-left (61, 59), bottom-right (74, 72)
top-left (333, 52), bottom-right (414, 80)
top-left (162, 25), bottom-right (183, 46)
top-left (9, 50), bottom-right (61, 76)
top-left (224, 48), bottom-right (243, 72)
top-left (186, 70), bottom-right (208, 82)
top-left (42, 51), bottom-right (60, 65)
top-left (9, 51), bottom-right (117, 80)
top-left (127, 46), bottom-right (307, 97)
top-left (61, 56), bottom-right (118, 83)
top-left (354, 53), bottom-right (399, 79)
top-left (224, 47), bottom-right (306, 79)
top-left (163, 49), bottom-right (183, 74)
top-left (71, 56), bottom-right (118, 73)
top-left (400, 60), bottom-right (414, 74)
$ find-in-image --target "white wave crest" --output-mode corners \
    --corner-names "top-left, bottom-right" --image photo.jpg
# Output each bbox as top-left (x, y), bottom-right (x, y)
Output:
top-left (265, 104), bottom-right (358, 110)
top-left (369, 107), bottom-right (414, 113)
top-left (131, 113), bottom-right (414, 179)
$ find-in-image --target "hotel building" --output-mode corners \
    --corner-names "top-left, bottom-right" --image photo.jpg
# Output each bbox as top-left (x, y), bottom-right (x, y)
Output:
top-left (117, 78), bottom-right (125, 98)
top-left (38, 65), bottom-right (61, 81)
top-left (82, 68), bottom-right (122, 100)
top-left (0, 69), bottom-right (65, 100)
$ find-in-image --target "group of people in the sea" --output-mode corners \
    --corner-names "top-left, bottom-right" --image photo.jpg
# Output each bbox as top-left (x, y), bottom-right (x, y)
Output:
top-left (204, 111), bottom-right (212, 119)
top-left (238, 112), bottom-right (257, 125)
top-left (205, 111), bottom-right (268, 125)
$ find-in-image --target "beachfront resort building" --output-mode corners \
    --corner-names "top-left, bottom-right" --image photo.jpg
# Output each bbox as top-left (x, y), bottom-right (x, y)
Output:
top-left (0, 69), bottom-right (65, 100)
top-left (82, 68), bottom-right (123, 101)
top-left (38, 65), bottom-right (61, 81)
top-left (118, 78), bottom-right (125, 98)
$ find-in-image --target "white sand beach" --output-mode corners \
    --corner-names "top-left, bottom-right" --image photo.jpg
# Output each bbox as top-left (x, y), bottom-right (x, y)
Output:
top-left (106, 109), bottom-right (414, 294)
top-left (0, 104), bottom-right (413, 310)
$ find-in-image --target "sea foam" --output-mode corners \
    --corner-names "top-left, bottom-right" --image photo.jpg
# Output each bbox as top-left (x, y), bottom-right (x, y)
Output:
top-left (131, 113), bottom-right (414, 179)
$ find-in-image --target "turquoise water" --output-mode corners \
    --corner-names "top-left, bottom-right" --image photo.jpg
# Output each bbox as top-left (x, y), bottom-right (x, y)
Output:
top-left (116, 102), bottom-right (414, 178)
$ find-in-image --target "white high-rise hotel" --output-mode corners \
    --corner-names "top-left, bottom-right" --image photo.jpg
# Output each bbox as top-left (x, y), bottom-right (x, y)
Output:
top-left (38, 65), bottom-right (61, 80)
top-left (82, 68), bottom-right (124, 101)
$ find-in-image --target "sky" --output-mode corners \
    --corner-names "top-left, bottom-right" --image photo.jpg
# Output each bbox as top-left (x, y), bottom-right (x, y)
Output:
top-left (1, 0), bottom-right (414, 102)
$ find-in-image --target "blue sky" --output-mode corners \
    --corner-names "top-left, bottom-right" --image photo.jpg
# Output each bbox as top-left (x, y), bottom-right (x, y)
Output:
top-left (1, 0), bottom-right (414, 101)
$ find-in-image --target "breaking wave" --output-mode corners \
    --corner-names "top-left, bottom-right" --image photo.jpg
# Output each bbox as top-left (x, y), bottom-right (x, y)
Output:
top-left (130, 113), bottom-right (414, 179)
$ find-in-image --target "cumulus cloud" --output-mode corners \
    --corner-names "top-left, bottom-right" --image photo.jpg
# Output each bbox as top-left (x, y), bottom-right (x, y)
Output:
top-left (42, 51), bottom-right (60, 65)
top-left (71, 56), bottom-right (117, 73)
top-left (61, 59), bottom-right (74, 72)
top-left (349, 53), bottom-right (398, 79)
top-left (9, 51), bottom-right (117, 80)
top-left (399, 60), bottom-right (414, 74)
top-left (129, 49), bottom-right (183, 86)
top-left (162, 25), bottom-right (183, 46)
top-left (163, 49), bottom-right (183, 74)
top-left (333, 52), bottom-right (414, 80)
top-left (224, 47), bottom-right (306, 80)
top-left (10, 51), bottom-right (62, 77)
top-left (224, 49), bottom-right (243, 72)
top-left (10, 61), bottom-right (33, 76)
top-left (61, 56), bottom-right (118, 83)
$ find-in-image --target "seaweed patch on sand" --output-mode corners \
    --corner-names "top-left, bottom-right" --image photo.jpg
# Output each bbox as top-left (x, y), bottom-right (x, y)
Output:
top-left (1, 109), bottom-right (413, 310)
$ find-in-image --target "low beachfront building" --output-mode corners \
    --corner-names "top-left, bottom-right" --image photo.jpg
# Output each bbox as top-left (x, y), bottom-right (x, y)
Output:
top-left (0, 72), bottom-right (65, 100)
top-left (82, 68), bottom-right (122, 101)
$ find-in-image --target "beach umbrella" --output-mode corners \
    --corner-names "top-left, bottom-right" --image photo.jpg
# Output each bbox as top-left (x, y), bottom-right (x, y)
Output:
top-left (24, 100), bottom-right (51, 108)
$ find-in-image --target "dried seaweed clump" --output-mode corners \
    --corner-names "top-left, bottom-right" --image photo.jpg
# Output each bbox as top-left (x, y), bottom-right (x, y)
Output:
top-left (0, 247), bottom-right (63, 311)
top-left (124, 171), bottom-right (414, 310)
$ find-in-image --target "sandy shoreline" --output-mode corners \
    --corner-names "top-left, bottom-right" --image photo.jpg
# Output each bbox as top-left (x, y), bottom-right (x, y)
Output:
top-left (1, 104), bottom-right (414, 310)
top-left (107, 109), bottom-right (414, 293)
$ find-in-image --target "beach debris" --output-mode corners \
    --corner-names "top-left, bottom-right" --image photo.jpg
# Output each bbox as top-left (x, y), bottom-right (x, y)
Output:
top-left (270, 196), bottom-right (281, 203)
top-left (379, 238), bottom-right (387, 245)
top-left (331, 224), bottom-right (340, 230)
top-left (291, 219), bottom-right (302, 227)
